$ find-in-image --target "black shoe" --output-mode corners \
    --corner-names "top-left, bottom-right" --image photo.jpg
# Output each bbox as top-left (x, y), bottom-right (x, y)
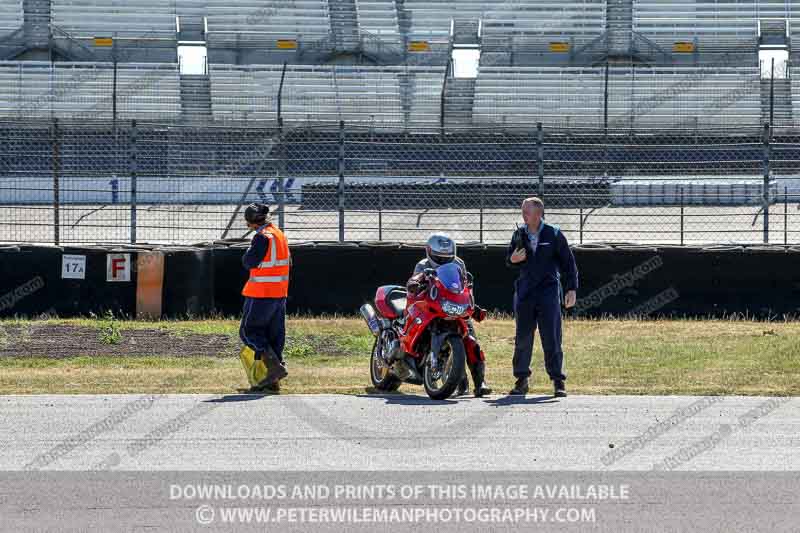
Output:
top-left (250, 380), bottom-right (280, 394)
top-left (554, 380), bottom-right (567, 398)
top-left (509, 377), bottom-right (529, 395)
top-left (469, 362), bottom-right (493, 398)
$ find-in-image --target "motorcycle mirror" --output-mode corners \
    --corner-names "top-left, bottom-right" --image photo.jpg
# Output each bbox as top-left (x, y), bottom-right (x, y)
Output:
top-left (466, 272), bottom-right (474, 287)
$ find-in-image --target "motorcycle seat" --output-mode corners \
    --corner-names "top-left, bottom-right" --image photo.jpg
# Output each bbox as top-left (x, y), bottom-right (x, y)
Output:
top-left (385, 287), bottom-right (407, 318)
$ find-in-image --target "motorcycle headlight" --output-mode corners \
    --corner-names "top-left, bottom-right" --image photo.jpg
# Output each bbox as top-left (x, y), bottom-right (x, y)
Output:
top-left (442, 300), bottom-right (470, 317)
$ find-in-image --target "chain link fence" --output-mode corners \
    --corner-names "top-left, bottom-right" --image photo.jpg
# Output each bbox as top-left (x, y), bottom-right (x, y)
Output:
top-left (1, 119), bottom-right (799, 246)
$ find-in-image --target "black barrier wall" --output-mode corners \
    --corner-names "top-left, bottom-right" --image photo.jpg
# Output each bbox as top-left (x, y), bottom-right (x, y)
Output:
top-left (0, 245), bottom-right (136, 318)
top-left (1, 243), bottom-right (799, 319)
top-left (161, 247), bottom-right (216, 317)
top-left (215, 242), bottom-right (800, 319)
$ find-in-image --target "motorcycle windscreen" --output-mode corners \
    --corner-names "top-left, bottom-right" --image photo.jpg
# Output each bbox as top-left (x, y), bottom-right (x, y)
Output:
top-left (436, 263), bottom-right (464, 293)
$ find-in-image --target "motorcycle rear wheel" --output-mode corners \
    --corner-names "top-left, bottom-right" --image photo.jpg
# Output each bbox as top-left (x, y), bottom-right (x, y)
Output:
top-left (370, 337), bottom-right (401, 392)
top-left (423, 336), bottom-right (466, 401)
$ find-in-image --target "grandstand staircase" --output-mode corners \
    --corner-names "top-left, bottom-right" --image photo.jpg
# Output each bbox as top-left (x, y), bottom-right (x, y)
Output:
top-left (329, 0), bottom-right (360, 52)
top-left (49, 25), bottom-right (97, 61)
top-left (395, 0), bottom-right (411, 48)
top-left (605, 0), bottom-right (632, 56)
top-left (452, 19), bottom-right (480, 46)
top-left (0, 0), bottom-right (49, 59)
top-left (177, 16), bottom-right (206, 43)
top-left (574, 0), bottom-right (671, 65)
top-left (324, 0), bottom-right (389, 64)
top-left (0, 27), bottom-right (26, 59)
top-left (398, 72), bottom-right (413, 127)
top-left (23, 0), bottom-right (50, 49)
top-left (761, 78), bottom-right (793, 128)
top-left (180, 74), bottom-right (212, 121)
top-left (443, 77), bottom-right (475, 127)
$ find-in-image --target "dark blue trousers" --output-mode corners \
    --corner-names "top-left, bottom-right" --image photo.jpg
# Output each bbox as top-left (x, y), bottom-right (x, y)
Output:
top-left (512, 283), bottom-right (566, 381)
top-left (239, 297), bottom-right (287, 362)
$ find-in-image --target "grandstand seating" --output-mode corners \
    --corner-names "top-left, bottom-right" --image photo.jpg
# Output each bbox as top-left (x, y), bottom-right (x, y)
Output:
top-left (481, 0), bottom-right (607, 52)
top-left (116, 64), bottom-right (182, 119)
top-left (210, 64), bottom-right (446, 128)
top-left (50, 0), bottom-right (177, 38)
top-left (356, 0), bottom-right (403, 48)
top-left (633, 0), bottom-right (760, 52)
top-left (203, 0), bottom-right (331, 45)
top-left (472, 65), bottom-right (762, 129)
top-left (405, 66), bottom-right (446, 129)
top-left (403, 0), bottom-right (607, 48)
top-left (607, 66), bottom-right (762, 129)
top-left (473, 67), bottom-right (606, 128)
top-left (0, 61), bottom-right (180, 119)
top-left (209, 64), bottom-right (281, 121)
top-left (789, 65), bottom-right (800, 125)
top-left (0, 1), bottom-right (789, 131)
top-left (329, 66), bottom-right (402, 126)
top-left (403, 0), bottom-right (486, 41)
top-left (0, 0), bottom-right (23, 36)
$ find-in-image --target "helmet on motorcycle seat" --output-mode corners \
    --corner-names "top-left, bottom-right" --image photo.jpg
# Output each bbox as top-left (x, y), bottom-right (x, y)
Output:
top-left (426, 233), bottom-right (456, 267)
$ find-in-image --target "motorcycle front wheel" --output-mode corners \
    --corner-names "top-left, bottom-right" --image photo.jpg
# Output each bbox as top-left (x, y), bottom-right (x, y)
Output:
top-left (423, 336), bottom-right (466, 400)
top-left (370, 337), bottom-right (401, 392)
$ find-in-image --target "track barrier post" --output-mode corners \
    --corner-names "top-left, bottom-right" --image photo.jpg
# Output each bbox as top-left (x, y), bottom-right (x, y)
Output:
top-left (338, 120), bottom-right (346, 243)
top-left (763, 122), bottom-right (771, 243)
top-left (51, 118), bottom-right (60, 246)
top-left (537, 122), bottom-right (544, 199)
top-left (680, 185), bottom-right (685, 246)
top-left (378, 184), bottom-right (383, 241)
top-left (129, 120), bottom-right (138, 244)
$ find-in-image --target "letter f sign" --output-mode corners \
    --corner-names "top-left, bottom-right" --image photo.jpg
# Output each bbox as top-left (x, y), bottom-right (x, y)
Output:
top-left (107, 254), bottom-right (131, 282)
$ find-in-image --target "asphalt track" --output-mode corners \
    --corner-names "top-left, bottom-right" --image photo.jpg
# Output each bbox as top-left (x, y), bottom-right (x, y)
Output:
top-left (2, 394), bottom-right (798, 470)
top-left (1, 394), bottom-right (799, 532)
top-left (4, 204), bottom-right (800, 245)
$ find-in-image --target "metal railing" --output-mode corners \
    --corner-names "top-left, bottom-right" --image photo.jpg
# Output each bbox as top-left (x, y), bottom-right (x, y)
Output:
top-left (2, 120), bottom-right (800, 247)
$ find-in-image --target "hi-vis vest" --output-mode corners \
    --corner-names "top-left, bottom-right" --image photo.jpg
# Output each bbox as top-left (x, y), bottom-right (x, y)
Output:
top-left (242, 225), bottom-right (291, 298)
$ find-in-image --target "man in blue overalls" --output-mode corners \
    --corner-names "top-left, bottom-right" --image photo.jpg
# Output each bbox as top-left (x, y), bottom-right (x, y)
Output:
top-left (240, 203), bottom-right (291, 393)
top-left (507, 197), bottom-right (578, 397)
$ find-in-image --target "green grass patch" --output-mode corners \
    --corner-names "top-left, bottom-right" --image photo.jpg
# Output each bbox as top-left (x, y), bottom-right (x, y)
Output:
top-left (1, 317), bottom-right (800, 395)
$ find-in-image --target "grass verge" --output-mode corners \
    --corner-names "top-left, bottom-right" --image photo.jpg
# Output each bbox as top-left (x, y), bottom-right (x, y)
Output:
top-left (0, 317), bottom-right (798, 395)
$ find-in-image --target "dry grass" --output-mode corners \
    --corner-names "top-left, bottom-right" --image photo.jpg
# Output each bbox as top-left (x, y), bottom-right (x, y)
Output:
top-left (1, 317), bottom-right (799, 395)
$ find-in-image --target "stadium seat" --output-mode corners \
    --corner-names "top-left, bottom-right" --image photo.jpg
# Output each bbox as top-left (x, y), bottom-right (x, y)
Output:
top-left (0, 61), bottom-right (180, 120)
top-left (404, 66), bottom-right (446, 129)
top-left (51, 0), bottom-right (177, 38)
top-left (607, 66), bottom-right (762, 129)
top-left (403, 0), bottom-right (606, 51)
top-left (0, 0), bottom-right (23, 37)
top-left (208, 64), bottom-right (283, 122)
top-left (209, 63), bottom-right (445, 130)
top-left (403, 0), bottom-right (487, 41)
top-left (633, 0), bottom-right (760, 52)
top-left (481, 0), bottom-right (607, 53)
top-left (203, 0), bottom-right (331, 46)
top-left (473, 66), bottom-right (606, 128)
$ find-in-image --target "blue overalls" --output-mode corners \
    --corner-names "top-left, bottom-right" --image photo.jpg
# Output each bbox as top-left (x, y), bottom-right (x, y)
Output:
top-left (239, 225), bottom-right (288, 362)
top-left (506, 222), bottom-right (579, 382)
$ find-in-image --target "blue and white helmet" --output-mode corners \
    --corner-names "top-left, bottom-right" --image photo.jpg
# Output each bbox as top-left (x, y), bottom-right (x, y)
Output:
top-left (425, 233), bottom-right (456, 267)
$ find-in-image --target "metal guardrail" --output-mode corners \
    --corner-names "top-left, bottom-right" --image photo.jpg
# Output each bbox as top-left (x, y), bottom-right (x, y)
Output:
top-left (2, 121), bottom-right (800, 246)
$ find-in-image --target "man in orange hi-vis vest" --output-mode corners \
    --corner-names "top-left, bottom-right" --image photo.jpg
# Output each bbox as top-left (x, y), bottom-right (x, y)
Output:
top-left (240, 203), bottom-right (291, 392)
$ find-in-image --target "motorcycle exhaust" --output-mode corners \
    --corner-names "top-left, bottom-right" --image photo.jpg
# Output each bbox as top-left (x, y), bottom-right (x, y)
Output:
top-left (359, 304), bottom-right (380, 336)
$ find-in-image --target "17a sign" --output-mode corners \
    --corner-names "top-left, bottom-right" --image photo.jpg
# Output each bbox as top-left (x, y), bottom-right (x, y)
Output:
top-left (62, 255), bottom-right (86, 280)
